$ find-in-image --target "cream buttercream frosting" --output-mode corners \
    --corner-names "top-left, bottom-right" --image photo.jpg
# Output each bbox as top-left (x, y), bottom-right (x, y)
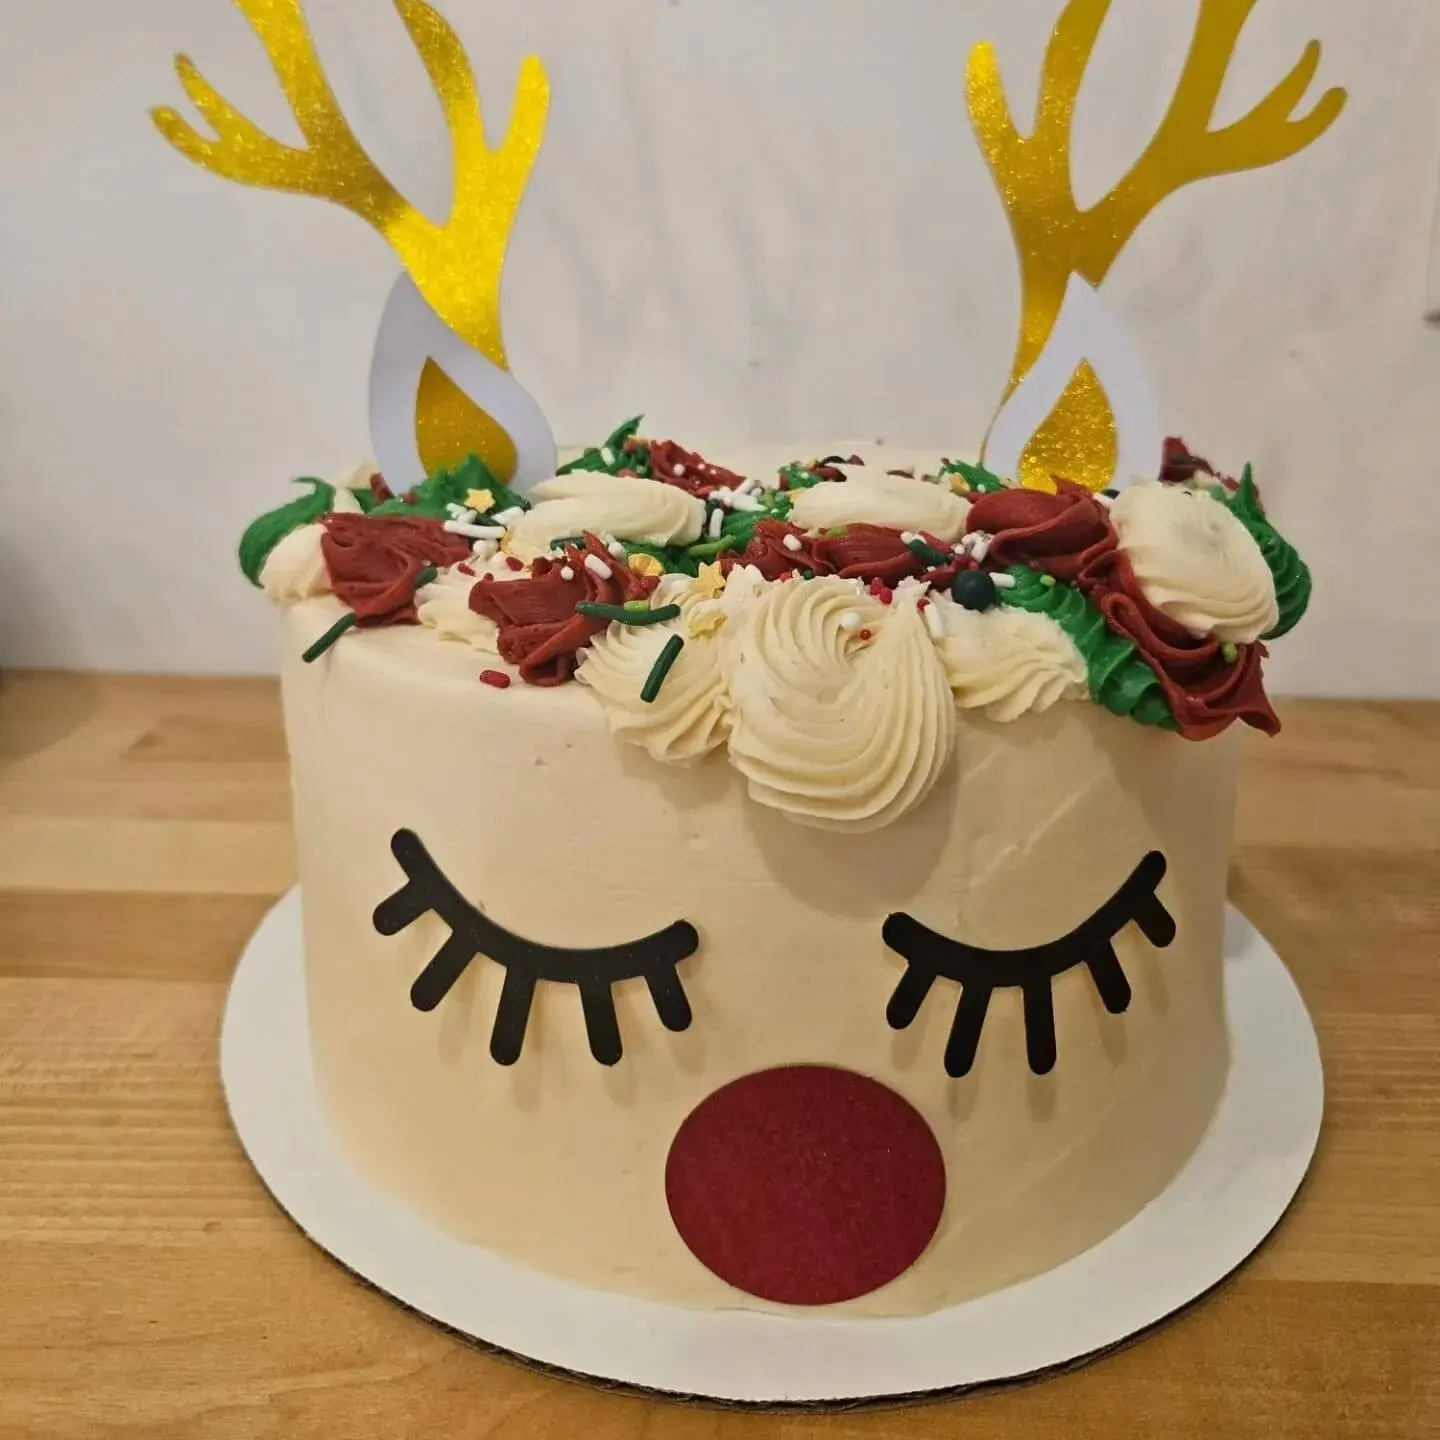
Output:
top-left (788, 465), bottom-right (972, 540)
top-left (505, 472), bottom-right (706, 560)
top-left (1111, 482), bottom-right (1279, 642)
top-left (939, 600), bottom-right (1089, 721)
top-left (576, 575), bottom-right (731, 762)
top-left (723, 575), bottom-right (956, 831)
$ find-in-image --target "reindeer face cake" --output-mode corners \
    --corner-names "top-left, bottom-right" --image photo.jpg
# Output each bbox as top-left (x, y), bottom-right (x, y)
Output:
top-left (157, 0), bottom-right (1337, 1313)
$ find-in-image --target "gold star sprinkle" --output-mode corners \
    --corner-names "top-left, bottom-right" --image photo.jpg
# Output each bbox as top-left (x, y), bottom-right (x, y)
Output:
top-left (692, 561), bottom-right (726, 602)
top-left (687, 604), bottom-right (726, 640)
top-left (466, 488), bottom-right (496, 513)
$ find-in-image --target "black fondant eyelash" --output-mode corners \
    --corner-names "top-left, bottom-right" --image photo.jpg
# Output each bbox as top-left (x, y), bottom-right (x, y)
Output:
top-left (881, 850), bottom-right (1175, 1078)
top-left (373, 829), bottom-right (700, 1067)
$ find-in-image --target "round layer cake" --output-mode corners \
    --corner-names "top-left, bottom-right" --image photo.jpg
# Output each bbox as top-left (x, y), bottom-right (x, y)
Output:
top-left (248, 432), bottom-right (1311, 1314)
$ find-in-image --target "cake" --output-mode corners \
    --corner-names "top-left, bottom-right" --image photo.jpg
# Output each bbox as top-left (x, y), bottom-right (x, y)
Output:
top-left (242, 424), bottom-right (1312, 1313)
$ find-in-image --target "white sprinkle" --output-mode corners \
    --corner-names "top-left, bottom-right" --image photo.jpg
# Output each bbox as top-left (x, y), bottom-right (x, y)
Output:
top-left (492, 507), bottom-right (524, 527)
top-left (900, 531), bottom-right (919, 545)
top-left (471, 539), bottom-right (497, 563)
top-left (924, 603), bottom-right (946, 640)
top-left (952, 542), bottom-right (968, 555)
top-left (601, 446), bottom-right (616, 466)
top-left (583, 555), bottom-right (612, 581)
top-left (445, 503), bottom-right (477, 523)
top-left (560, 565), bottom-right (576, 581)
top-left (605, 537), bottom-right (626, 560)
top-left (445, 520), bottom-right (507, 539)
top-left (707, 508), bottom-right (725, 539)
top-left (673, 463), bottom-right (686, 477)
top-left (782, 534), bottom-right (803, 553)
top-left (728, 491), bottom-right (764, 512)
top-left (839, 610), bottom-right (862, 633)
top-left (990, 572), bottom-right (1017, 590)
top-left (970, 536), bottom-right (992, 563)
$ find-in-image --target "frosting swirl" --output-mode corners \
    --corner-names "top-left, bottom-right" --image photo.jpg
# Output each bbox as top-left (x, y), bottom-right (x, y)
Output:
top-left (577, 576), bottom-right (731, 763)
top-left (723, 576), bottom-right (956, 831)
top-left (938, 600), bottom-right (1088, 722)
top-left (1218, 469), bottom-right (1311, 638)
top-left (506, 473), bottom-right (705, 560)
top-left (418, 562), bottom-right (502, 653)
top-left (788, 466), bottom-right (972, 541)
top-left (997, 566), bottom-right (1176, 728)
top-left (963, 484), bottom-right (1112, 583)
top-left (1110, 482), bottom-right (1278, 643)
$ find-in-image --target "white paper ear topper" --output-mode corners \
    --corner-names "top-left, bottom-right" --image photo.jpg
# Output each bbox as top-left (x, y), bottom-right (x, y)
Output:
top-left (370, 276), bottom-right (557, 496)
top-left (984, 276), bottom-right (1161, 496)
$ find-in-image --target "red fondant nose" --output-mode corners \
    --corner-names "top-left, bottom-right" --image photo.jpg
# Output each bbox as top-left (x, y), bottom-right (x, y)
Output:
top-left (664, 1065), bottom-right (946, 1306)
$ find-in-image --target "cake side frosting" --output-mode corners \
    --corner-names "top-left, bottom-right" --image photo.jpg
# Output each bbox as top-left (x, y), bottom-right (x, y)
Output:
top-left (283, 608), bottom-right (1237, 1313)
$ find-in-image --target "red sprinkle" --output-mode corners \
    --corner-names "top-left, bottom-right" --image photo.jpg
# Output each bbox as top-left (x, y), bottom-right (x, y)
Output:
top-left (505, 555), bottom-right (525, 572)
top-left (369, 473), bottom-right (393, 502)
top-left (480, 670), bottom-right (512, 689)
top-left (457, 563), bottom-right (475, 577)
top-left (858, 628), bottom-right (874, 641)
top-left (403, 489), bottom-right (420, 504)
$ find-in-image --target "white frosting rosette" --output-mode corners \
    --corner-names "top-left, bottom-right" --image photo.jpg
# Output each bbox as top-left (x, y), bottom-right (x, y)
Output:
top-left (722, 575), bottom-right (956, 831)
top-left (937, 600), bottom-right (1088, 722)
top-left (576, 574), bottom-right (735, 763)
top-left (788, 466), bottom-right (972, 540)
top-left (505, 473), bottom-right (705, 560)
top-left (1111, 482), bottom-right (1278, 642)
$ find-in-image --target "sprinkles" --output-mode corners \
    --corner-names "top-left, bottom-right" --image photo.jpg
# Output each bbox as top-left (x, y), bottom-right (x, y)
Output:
top-left (444, 520), bottom-right (506, 540)
top-left (301, 611), bottom-right (357, 664)
top-left (641, 634), bottom-right (686, 703)
top-left (688, 535), bottom-right (739, 559)
top-left (479, 669), bottom-right (512, 689)
top-left (583, 555), bottom-right (613, 581)
top-left (576, 602), bottom-right (683, 627)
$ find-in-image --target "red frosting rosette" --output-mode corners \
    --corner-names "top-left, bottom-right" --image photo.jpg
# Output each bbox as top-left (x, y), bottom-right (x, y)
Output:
top-left (809, 524), bottom-right (925, 585)
top-left (469, 535), bottom-right (658, 686)
top-left (723, 519), bottom-right (828, 581)
top-left (321, 513), bottom-right (469, 625)
top-left (648, 439), bottom-right (747, 497)
top-left (964, 483), bottom-right (1278, 739)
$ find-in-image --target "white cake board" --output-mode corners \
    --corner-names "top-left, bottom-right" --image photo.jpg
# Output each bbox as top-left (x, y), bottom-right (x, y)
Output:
top-left (221, 889), bottom-right (1322, 1406)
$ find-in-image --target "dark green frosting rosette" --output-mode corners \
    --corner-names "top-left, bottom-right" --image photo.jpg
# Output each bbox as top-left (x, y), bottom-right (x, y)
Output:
top-left (996, 565), bottom-right (1177, 731)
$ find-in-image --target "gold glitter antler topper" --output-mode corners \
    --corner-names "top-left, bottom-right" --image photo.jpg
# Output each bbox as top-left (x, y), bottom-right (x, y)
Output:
top-left (153, 0), bottom-right (556, 491)
top-left (969, 0), bottom-right (1346, 493)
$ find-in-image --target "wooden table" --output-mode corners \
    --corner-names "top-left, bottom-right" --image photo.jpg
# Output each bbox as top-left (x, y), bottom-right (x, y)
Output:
top-left (0, 672), bottom-right (1435, 1439)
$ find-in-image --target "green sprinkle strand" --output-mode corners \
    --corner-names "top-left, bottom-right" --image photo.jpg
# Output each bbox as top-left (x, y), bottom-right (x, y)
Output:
top-left (623, 599), bottom-right (651, 612)
top-left (1040, 573), bottom-right (1057, 588)
top-left (687, 535), bottom-right (740, 558)
top-left (302, 612), bottom-right (357, 664)
top-left (575, 602), bottom-right (683, 627)
top-left (906, 537), bottom-right (952, 567)
top-left (415, 566), bottom-right (438, 588)
top-left (1221, 641), bottom-right (1239, 664)
top-left (641, 634), bottom-right (686, 703)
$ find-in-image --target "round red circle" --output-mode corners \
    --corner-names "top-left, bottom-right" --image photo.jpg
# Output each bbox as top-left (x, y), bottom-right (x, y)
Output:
top-left (664, 1065), bottom-right (946, 1306)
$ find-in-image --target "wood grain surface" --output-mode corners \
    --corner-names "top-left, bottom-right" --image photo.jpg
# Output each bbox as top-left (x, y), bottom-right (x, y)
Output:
top-left (0, 672), bottom-right (1435, 1440)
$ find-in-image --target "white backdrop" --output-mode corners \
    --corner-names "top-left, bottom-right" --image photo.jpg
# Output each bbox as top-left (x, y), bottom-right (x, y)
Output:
top-left (1, 0), bottom-right (1437, 691)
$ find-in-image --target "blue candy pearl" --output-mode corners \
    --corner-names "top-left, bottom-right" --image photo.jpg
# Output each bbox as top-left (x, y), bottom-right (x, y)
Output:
top-left (951, 569), bottom-right (997, 612)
